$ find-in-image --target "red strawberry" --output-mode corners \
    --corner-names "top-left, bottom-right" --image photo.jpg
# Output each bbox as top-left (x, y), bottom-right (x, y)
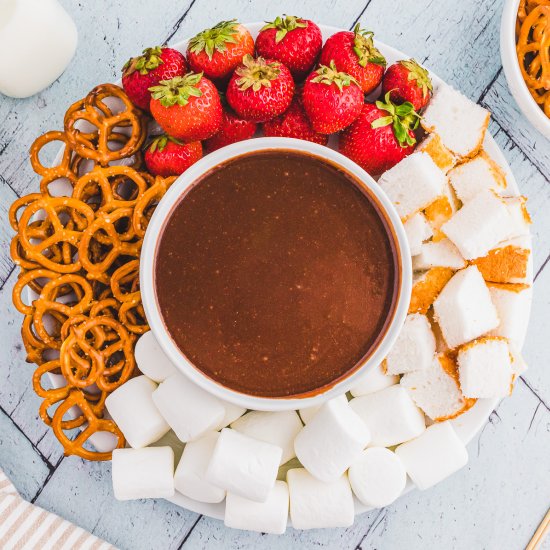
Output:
top-left (226, 55), bottom-right (295, 122)
top-left (339, 92), bottom-right (421, 176)
top-left (187, 20), bottom-right (254, 82)
top-left (144, 135), bottom-right (202, 177)
top-left (382, 59), bottom-right (433, 111)
top-left (122, 47), bottom-right (187, 111)
top-left (301, 62), bottom-right (363, 134)
top-left (149, 72), bottom-right (222, 141)
top-left (255, 16), bottom-right (322, 80)
top-left (263, 95), bottom-right (328, 145)
top-left (319, 25), bottom-right (386, 94)
top-left (204, 104), bottom-right (257, 152)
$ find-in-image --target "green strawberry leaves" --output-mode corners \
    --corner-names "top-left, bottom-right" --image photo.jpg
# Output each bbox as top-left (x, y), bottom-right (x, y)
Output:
top-left (123, 46), bottom-right (164, 77)
top-left (235, 55), bottom-right (281, 92)
top-left (372, 91), bottom-right (421, 147)
top-left (311, 61), bottom-right (360, 92)
top-left (352, 25), bottom-right (386, 68)
top-left (188, 20), bottom-right (240, 60)
top-left (400, 59), bottom-right (433, 98)
top-left (149, 134), bottom-right (183, 153)
top-left (149, 73), bottom-right (203, 107)
top-left (261, 15), bottom-right (307, 43)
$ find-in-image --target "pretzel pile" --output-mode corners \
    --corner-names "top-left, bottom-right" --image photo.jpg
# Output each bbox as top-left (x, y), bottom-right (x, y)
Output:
top-left (9, 84), bottom-right (176, 461)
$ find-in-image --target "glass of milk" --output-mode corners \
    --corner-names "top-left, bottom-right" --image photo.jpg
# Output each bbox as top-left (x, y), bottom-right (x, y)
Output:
top-left (0, 0), bottom-right (78, 98)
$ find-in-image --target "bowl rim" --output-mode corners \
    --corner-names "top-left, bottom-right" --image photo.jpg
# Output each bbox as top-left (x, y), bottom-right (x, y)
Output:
top-left (140, 137), bottom-right (412, 411)
top-left (500, 0), bottom-right (550, 138)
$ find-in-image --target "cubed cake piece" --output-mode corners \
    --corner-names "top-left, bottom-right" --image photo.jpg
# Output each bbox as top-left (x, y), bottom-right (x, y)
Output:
top-left (417, 133), bottom-right (457, 173)
top-left (441, 189), bottom-right (513, 260)
top-left (433, 265), bottom-right (499, 348)
top-left (378, 152), bottom-right (446, 220)
top-left (472, 235), bottom-right (531, 284)
top-left (421, 83), bottom-right (490, 158)
top-left (413, 239), bottom-right (466, 271)
top-left (404, 212), bottom-right (433, 256)
top-left (502, 196), bottom-right (531, 238)
top-left (457, 337), bottom-right (513, 398)
top-left (448, 151), bottom-right (507, 203)
top-left (409, 267), bottom-right (454, 314)
top-left (385, 314), bottom-right (436, 375)
top-left (424, 180), bottom-right (460, 240)
top-left (401, 352), bottom-right (475, 421)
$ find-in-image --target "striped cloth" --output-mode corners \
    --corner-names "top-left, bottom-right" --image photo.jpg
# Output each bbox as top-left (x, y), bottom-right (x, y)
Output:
top-left (0, 469), bottom-right (116, 550)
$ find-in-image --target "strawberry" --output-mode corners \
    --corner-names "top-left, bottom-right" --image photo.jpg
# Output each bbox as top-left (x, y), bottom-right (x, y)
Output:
top-left (122, 47), bottom-right (187, 111)
top-left (319, 24), bottom-right (386, 94)
top-left (255, 16), bottom-right (322, 80)
top-left (339, 92), bottom-right (421, 176)
top-left (204, 103), bottom-right (257, 152)
top-left (149, 72), bottom-right (222, 141)
top-left (226, 55), bottom-right (295, 122)
top-left (187, 20), bottom-right (254, 82)
top-left (144, 135), bottom-right (202, 177)
top-left (301, 61), bottom-right (363, 134)
top-left (263, 95), bottom-right (328, 145)
top-left (382, 59), bottom-right (433, 111)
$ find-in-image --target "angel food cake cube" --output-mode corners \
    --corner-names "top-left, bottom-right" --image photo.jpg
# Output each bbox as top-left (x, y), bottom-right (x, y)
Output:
top-left (433, 265), bottom-right (499, 348)
top-left (413, 239), bottom-right (466, 271)
top-left (503, 196), bottom-right (531, 237)
top-left (404, 212), bottom-right (433, 256)
top-left (417, 133), bottom-right (457, 173)
top-left (378, 152), bottom-right (446, 220)
top-left (409, 267), bottom-right (454, 314)
top-left (423, 179), bottom-right (460, 240)
top-left (421, 83), bottom-right (490, 158)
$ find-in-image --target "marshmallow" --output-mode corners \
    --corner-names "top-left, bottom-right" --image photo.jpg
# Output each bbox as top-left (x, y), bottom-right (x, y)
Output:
top-left (206, 428), bottom-right (282, 503)
top-left (417, 132), bottom-right (457, 173)
top-left (112, 447), bottom-right (174, 501)
top-left (404, 212), bottom-right (433, 256)
top-left (385, 314), bottom-right (436, 375)
top-left (350, 364), bottom-right (399, 397)
top-left (348, 447), bottom-right (407, 508)
top-left (149, 430), bottom-right (185, 464)
top-left (488, 283), bottom-right (532, 347)
top-left (378, 152), bottom-right (446, 220)
top-left (225, 481), bottom-right (289, 534)
top-left (298, 394), bottom-right (347, 424)
top-left (105, 376), bottom-right (169, 449)
top-left (152, 373), bottom-right (224, 442)
top-left (413, 239), bottom-right (466, 271)
top-left (294, 398), bottom-right (370, 482)
top-left (349, 386), bottom-right (425, 447)
top-left (174, 431), bottom-right (225, 503)
top-left (395, 422), bottom-right (468, 490)
top-left (401, 354), bottom-right (470, 421)
top-left (433, 265), bottom-right (499, 348)
top-left (441, 189), bottom-right (513, 260)
top-left (231, 410), bottom-right (302, 465)
top-left (448, 151), bottom-right (507, 203)
top-left (458, 337), bottom-right (513, 398)
top-left (214, 400), bottom-right (246, 431)
top-left (409, 267), bottom-right (454, 314)
top-left (134, 331), bottom-right (177, 382)
top-left (287, 469), bottom-right (354, 529)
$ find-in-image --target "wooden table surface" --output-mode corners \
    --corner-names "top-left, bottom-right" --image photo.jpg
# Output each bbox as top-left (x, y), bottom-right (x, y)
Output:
top-left (1, 1), bottom-right (549, 548)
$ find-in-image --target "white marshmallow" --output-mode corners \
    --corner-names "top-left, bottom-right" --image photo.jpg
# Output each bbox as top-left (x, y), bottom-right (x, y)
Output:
top-left (294, 398), bottom-right (370, 482)
top-left (433, 265), bottom-right (499, 348)
top-left (298, 394), bottom-right (347, 424)
top-left (206, 428), bottom-right (282, 503)
top-left (348, 447), bottom-right (407, 508)
top-left (441, 189), bottom-right (513, 260)
top-left (458, 337), bottom-right (513, 398)
top-left (174, 432), bottom-right (225, 504)
top-left (349, 386), bottom-right (425, 447)
top-left (350, 364), bottom-right (399, 397)
top-left (225, 481), bottom-right (289, 534)
top-left (152, 373), bottom-right (224, 442)
top-left (112, 447), bottom-right (174, 501)
top-left (413, 239), bottom-right (466, 271)
top-left (105, 376), bottom-right (169, 449)
top-left (134, 331), bottom-right (177, 382)
top-left (385, 314), bottom-right (436, 375)
top-left (395, 422), bottom-right (468, 490)
top-left (213, 401), bottom-right (246, 431)
top-left (287, 469), bottom-right (354, 529)
top-left (404, 212), bottom-right (433, 256)
top-left (231, 410), bottom-right (303, 465)
top-left (378, 152), bottom-right (446, 220)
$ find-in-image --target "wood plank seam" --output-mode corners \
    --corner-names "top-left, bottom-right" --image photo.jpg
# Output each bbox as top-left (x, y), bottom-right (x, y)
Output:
top-left (477, 67), bottom-right (503, 104)
top-left (176, 514), bottom-right (203, 549)
top-left (354, 508), bottom-right (387, 550)
top-left (0, 264), bottom-right (16, 293)
top-left (30, 455), bottom-right (65, 504)
top-left (519, 377), bottom-right (550, 412)
top-left (163, 0), bottom-right (198, 44)
top-left (0, 173), bottom-right (21, 199)
top-left (350, 0), bottom-right (376, 29)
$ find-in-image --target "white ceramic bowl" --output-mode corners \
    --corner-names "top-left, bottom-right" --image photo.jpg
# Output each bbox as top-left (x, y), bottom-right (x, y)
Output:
top-left (500, 0), bottom-right (550, 138)
top-left (141, 137), bottom-right (412, 411)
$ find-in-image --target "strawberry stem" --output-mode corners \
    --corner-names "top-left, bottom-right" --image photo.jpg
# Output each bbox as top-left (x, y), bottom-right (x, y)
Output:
top-left (234, 55), bottom-right (282, 92)
top-left (123, 47), bottom-right (164, 77)
top-left (400, 59), bottom-right (433, 99)
top-left (310, 61), bottom-right (360, 92)
top-left (148, 135), bottom-right (183, 153)
top-left (352, 25), bottom-right (386, 68)
top-left (260, 15), bottom-right (307, 43)
top-left (188, 20), bottom-right (240, 60)
top-left (149, 73), bottom-right (204, 107)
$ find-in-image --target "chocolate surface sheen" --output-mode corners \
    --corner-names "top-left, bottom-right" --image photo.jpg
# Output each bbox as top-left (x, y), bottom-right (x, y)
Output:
top-left (155, 150), bottom-right (399, 397)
